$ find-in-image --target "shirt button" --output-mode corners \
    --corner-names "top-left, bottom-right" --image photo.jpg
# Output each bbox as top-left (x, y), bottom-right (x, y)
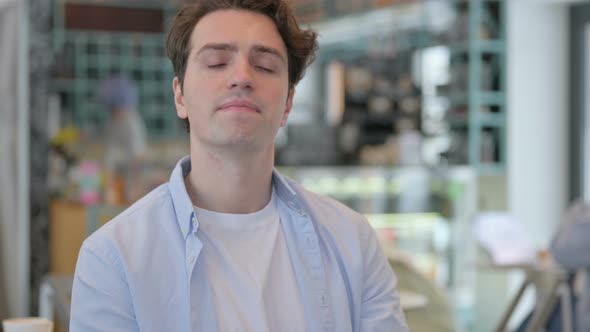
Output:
top-left (306, 236), bottom-right (315, 249)
top-left (187, 256), bottom-right (195, 264)
top-left (319, 293), bottom-right (328, 308)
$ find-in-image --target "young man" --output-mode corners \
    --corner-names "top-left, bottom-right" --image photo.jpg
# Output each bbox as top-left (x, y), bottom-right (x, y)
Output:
top-left (70, 1), bottom-right (408, 331)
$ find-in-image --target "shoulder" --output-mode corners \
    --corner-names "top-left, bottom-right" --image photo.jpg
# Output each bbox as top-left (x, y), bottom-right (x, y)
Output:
top-left (278, 176), bottom-right (383, 291)
top-left (82, 183), bottom-right (174, 256)
top-left (281, 176), bottom-right (374, 239)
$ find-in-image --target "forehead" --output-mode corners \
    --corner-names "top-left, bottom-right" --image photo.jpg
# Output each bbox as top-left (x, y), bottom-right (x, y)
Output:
top-left (190, 9), bottom-right (287, 56)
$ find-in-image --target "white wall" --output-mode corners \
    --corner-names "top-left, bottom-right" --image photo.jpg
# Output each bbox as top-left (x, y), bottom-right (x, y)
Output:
top-left (507, 0), bottom-right (569, 249)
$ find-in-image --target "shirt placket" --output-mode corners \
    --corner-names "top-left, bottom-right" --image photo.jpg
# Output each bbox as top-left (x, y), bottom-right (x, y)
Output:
top-left (185, 212), bottom-right (202, 281)
top-left (287, 201), bottom-right (333, 332)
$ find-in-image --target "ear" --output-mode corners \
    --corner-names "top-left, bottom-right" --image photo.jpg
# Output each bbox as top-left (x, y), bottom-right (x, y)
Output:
top-left (280, 88), bottom-right (294, 127)
top-left (173, 77), bottom-right (188, 120)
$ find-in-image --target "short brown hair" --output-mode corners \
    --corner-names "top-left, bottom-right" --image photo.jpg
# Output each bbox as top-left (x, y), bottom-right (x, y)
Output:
top-left (166, 0), bottom-right (319, 129)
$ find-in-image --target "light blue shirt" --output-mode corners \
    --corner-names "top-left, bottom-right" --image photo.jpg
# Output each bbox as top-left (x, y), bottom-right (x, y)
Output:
top-left (70, 156), bottom-right (408, 331)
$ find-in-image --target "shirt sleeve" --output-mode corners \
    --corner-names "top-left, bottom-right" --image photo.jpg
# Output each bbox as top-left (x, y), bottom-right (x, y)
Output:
top-left (359, 221), bottom-right (409, 332)
top-left (70, 237), bottom-right (139, 332)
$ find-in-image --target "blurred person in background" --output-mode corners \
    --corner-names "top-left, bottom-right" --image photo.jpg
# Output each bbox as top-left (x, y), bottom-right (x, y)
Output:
top-left (515, 200), bottom-right (590, 332)
top-left (99, 74), bottom-right (147, 175)
top-left (98, 75), bottom-right (147, 203)
top-left (550, 200), bottom-right (590, 332)
top-left (69, 0), bottom-right (408, 331)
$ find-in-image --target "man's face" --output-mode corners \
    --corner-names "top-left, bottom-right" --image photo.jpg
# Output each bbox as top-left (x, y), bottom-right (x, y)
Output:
top-left (173, 9), bottom-right (293, 153)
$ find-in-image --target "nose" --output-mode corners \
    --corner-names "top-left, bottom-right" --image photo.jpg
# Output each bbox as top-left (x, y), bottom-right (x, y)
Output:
top-left (227, 56), bottom-right (254, 91)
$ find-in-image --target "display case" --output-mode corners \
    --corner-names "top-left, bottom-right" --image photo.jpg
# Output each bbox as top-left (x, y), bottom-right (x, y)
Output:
top-left (279, 165), bottom-right (478, 330)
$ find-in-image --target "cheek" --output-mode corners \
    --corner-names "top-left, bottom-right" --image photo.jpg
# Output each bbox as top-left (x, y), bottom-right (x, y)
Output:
top-left (266, 85), bottom-right (289, 107)
top-left (184, 77), bottom-right (215, 108)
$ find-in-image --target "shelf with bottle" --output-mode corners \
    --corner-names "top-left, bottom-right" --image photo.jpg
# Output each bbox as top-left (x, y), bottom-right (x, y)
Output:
top-left (443, 124), bottom-right (505, 170)
top-left (447, 39), bottom-right (505, 55)
top-left (435, 0), bottom-right (507, 173)
top-left (442, 91), bottom-right (504, 109)
top-left (447, 111), bottom-right (505, 128)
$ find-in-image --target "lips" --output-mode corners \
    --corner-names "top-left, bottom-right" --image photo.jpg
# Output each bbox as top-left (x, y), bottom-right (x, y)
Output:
top-left (218, 99), bottom-right (260, 113)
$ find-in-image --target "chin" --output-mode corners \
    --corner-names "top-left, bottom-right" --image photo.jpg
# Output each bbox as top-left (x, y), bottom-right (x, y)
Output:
top-left (224, 135), bottom-right (274, 152)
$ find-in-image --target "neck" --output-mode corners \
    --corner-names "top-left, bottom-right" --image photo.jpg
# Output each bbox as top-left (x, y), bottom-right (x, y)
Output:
top-left (185, 143), bottom-right (275, 214)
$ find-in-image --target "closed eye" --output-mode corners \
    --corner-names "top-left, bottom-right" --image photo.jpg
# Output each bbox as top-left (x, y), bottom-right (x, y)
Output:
top-left (256, 66), bottom-right (273, 73)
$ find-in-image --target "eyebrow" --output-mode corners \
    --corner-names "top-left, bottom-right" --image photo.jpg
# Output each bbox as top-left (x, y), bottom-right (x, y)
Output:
top-left (251, 45), bottom-right (286, 64)
top-left (196, 43), bottom-right (237, 56)
top-left (195, 43), bottom-right (286, 63)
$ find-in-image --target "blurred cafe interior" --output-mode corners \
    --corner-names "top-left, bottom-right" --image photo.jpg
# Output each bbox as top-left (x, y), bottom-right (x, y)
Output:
top-left (1, 0), bottom-right (589, 331)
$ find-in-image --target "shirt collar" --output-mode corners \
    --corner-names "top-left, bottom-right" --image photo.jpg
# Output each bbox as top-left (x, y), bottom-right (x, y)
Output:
top-left (168, 156), bottom-right (302, 238)
top-left (168, 156), bottom-right (195, 238)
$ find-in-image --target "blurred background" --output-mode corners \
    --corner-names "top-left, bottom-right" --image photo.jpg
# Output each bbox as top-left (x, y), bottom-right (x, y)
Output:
top-left (0, 0), bottom-right (588, 331)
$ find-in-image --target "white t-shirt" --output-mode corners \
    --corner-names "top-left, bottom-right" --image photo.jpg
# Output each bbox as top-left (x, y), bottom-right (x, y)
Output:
top-left (190, 189), bottom-right (306, 331)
